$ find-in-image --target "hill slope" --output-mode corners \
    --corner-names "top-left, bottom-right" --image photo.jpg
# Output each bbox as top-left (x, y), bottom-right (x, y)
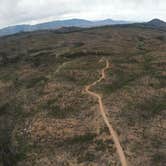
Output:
top-left (0, 25), bottom-right (165, 166)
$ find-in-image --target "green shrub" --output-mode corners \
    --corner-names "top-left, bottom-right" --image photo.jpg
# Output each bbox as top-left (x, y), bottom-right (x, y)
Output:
top-left (67, 133), bottom-right (96, 144)
top-left (79, 152), bottom-right (95, 162)
top-left (41, 99), bottom-right (78, 118)
top-left (25, 76), bottom-right (48, 88)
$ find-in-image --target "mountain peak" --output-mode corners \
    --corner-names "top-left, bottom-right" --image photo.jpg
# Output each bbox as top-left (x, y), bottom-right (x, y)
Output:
top-left (147, 18), bottom-right (166, 25)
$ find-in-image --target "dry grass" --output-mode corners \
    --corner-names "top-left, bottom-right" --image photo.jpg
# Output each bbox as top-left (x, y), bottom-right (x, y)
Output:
top-left (0, 25), bottom-right (165, 165)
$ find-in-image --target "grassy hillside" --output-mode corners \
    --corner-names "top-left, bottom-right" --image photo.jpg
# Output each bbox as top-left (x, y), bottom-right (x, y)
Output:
top-left (0, 26), bottom-right (165, 166)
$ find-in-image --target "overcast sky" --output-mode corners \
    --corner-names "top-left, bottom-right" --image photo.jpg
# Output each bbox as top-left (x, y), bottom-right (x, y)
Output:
top-left (0, 0), bottom-right (166, 28)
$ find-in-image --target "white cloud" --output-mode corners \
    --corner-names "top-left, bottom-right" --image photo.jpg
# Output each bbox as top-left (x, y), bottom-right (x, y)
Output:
top-left (0, 0), bottom-right (166, 28)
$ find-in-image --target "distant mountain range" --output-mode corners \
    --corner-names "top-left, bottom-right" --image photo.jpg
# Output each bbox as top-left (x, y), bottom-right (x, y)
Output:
top-left (0, 18), bottom-right (165, 37)
top-left (0, 19), bottom-right (131, 36)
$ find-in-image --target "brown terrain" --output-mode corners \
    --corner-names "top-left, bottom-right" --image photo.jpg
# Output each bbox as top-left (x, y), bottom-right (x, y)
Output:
top-left (85, 59), bottom-right (127, 166)
top-left (0, 25), bottom-right (165, 166)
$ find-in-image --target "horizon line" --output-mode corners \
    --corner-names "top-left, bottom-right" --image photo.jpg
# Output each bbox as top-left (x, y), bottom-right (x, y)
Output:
top-left (0, 17), bottom-right (164, 30)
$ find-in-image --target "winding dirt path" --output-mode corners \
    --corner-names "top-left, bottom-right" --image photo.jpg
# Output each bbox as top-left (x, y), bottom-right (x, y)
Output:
top-left (85, 59), bottom-right (128, 166)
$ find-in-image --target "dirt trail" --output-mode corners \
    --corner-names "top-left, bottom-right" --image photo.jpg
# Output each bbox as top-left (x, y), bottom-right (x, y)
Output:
top-left (85, 59), bottom-right (128, 166)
